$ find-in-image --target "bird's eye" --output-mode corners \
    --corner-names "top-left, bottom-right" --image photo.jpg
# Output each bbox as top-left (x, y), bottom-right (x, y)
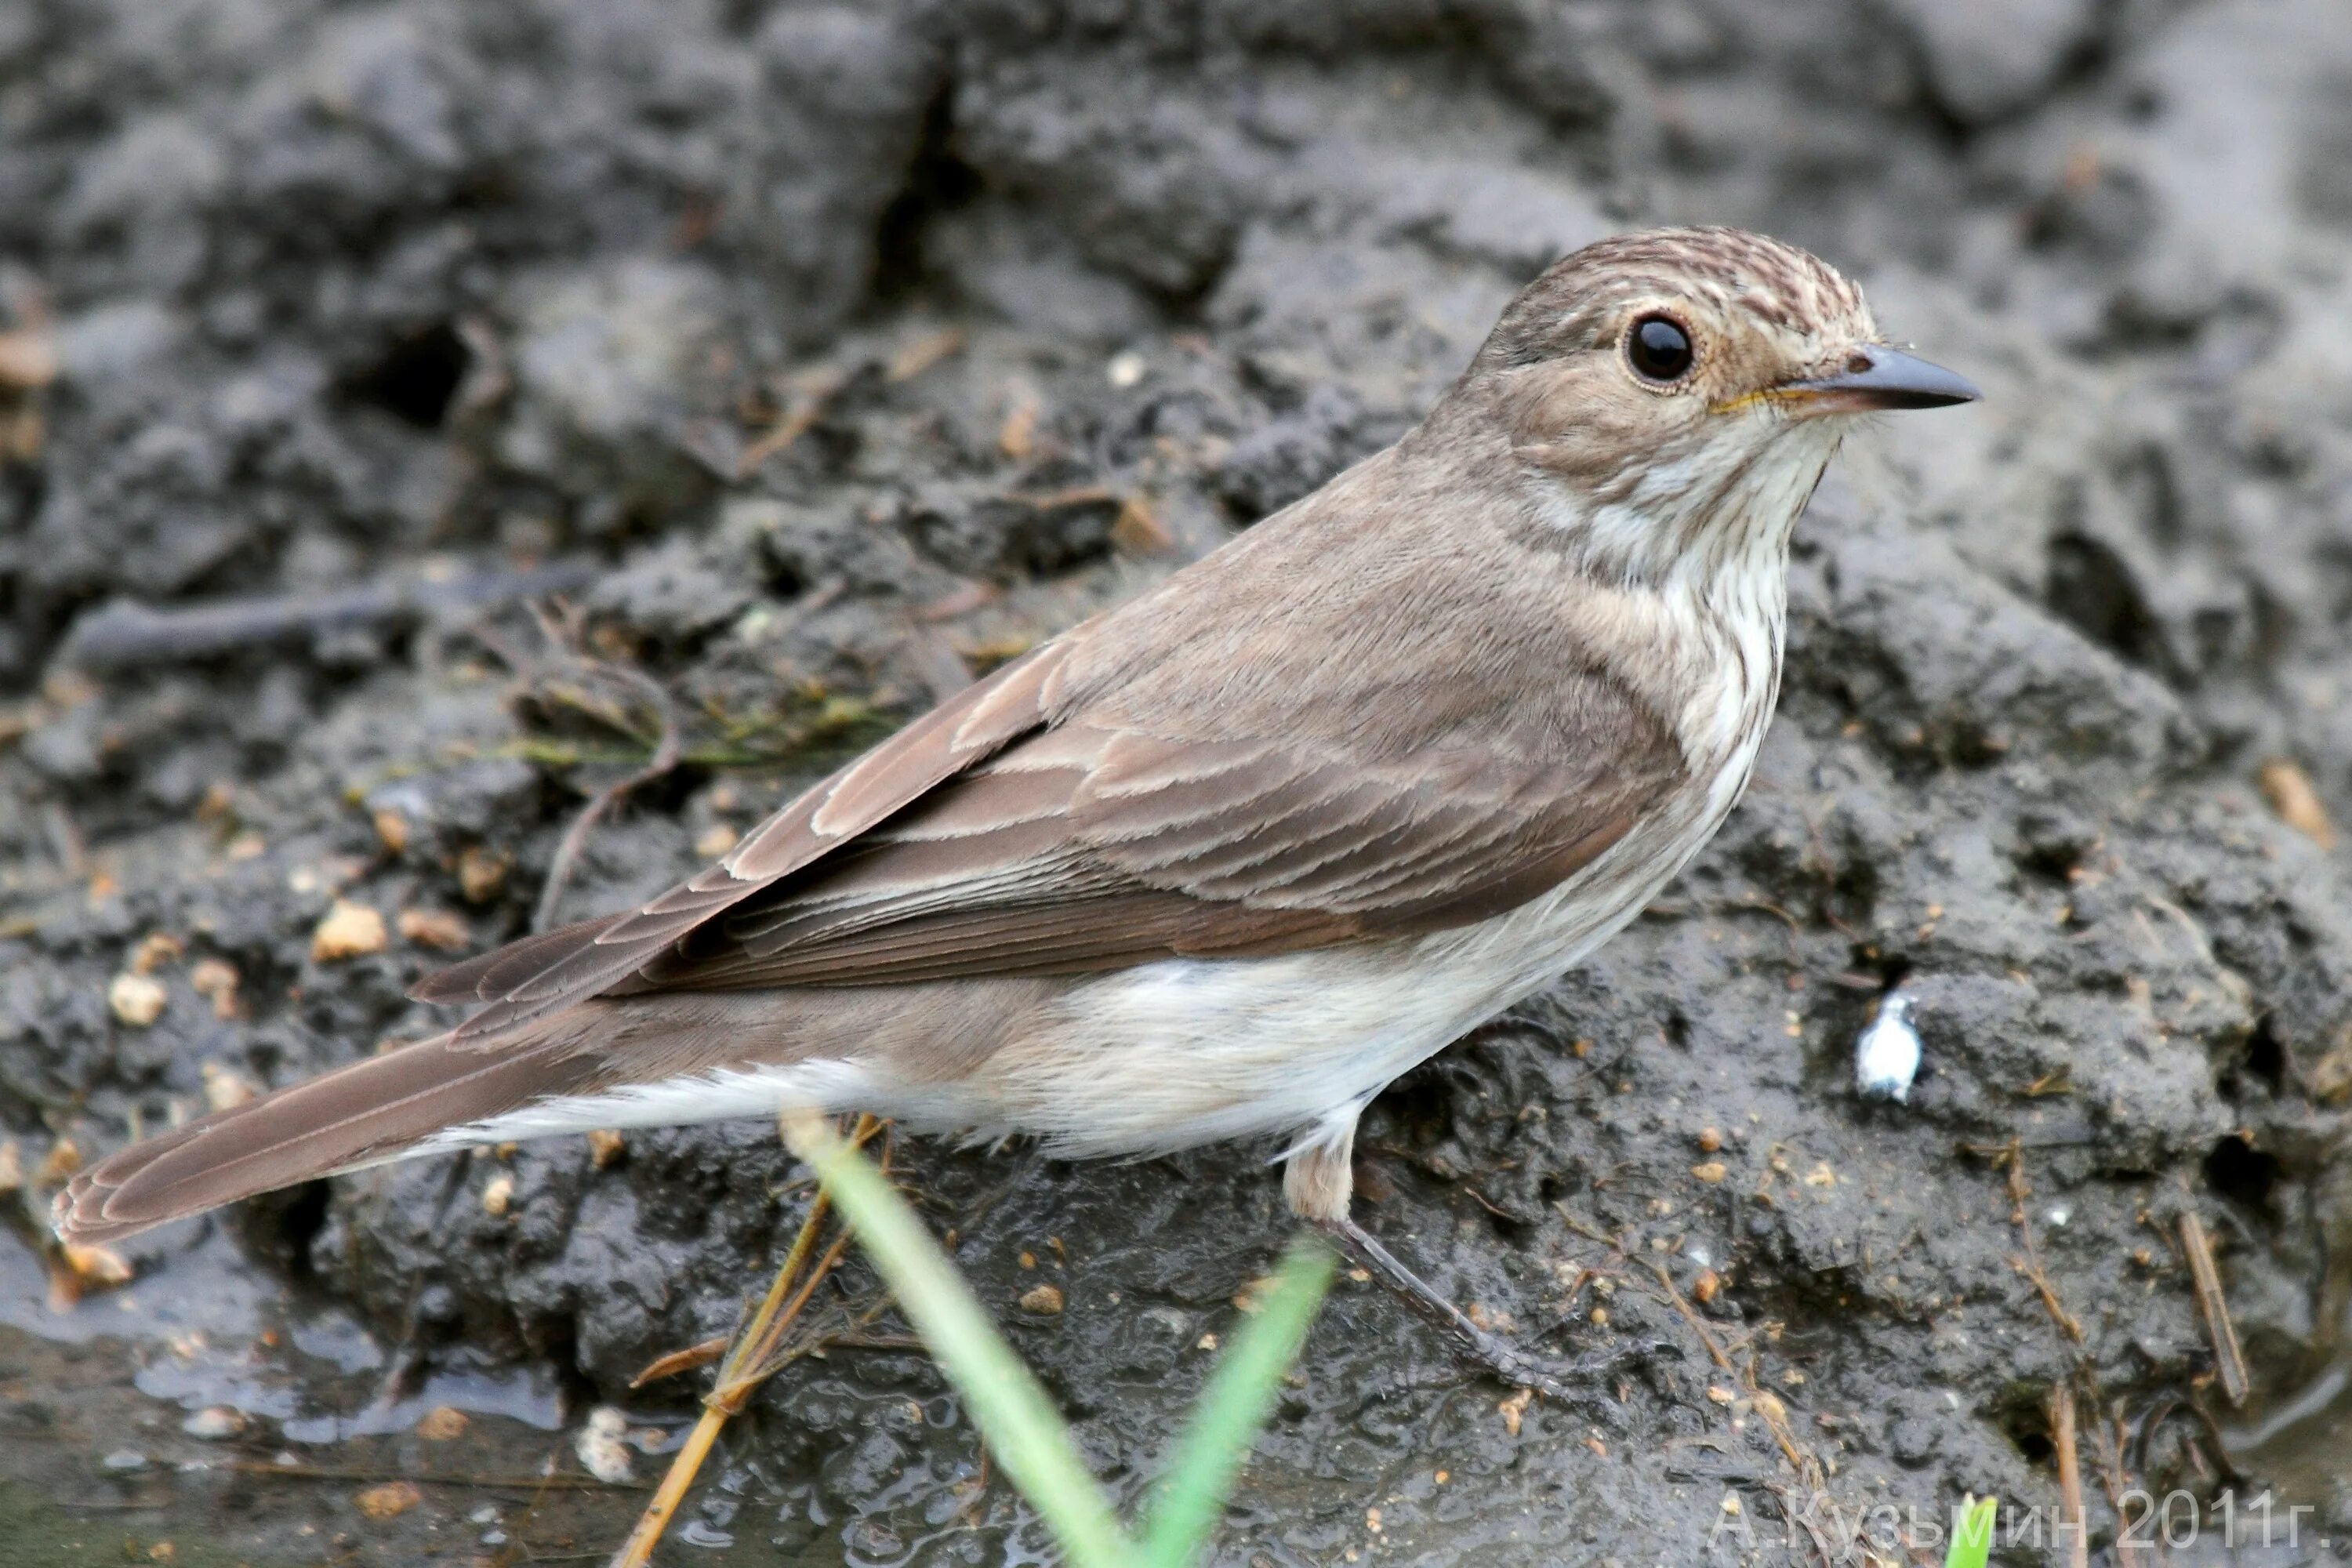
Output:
top-left (1626, 315), bottom-right (1694, 383)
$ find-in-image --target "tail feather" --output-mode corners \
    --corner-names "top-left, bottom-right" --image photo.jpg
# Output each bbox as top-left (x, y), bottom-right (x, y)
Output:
top-left (53, 1033), bottom-right (601, 1247)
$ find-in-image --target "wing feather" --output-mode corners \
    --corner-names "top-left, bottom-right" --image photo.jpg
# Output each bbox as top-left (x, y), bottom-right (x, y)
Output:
top-left (601, 681), bottom-right (1682, 991)
top-left (416, 562), bottom-right (1688, 1029)
top-left (420, 641), bottom-right (1076, 1044)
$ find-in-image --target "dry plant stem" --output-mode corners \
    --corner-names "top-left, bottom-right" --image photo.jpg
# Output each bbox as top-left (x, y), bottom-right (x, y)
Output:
top-left (2002, 1141), bottom-right (2084, 1341)
top-left (230, 1461), bottom-right (642, 1492)
top-left (608, 1114), bottom-right (883, 1568)
top-left (735, 365), bottom-right (848, 477)
top-left (2178, 1210), bottom-right (2249, 1404)
top-left (1647, 1261), bottom-right (1731, 1371)
top-left (60, 561), bottom-right (598, 671)
top-left (2051, 1382), bottom-right (2089, 1568)
top-left (630, 1335), bottom-right (729, 1388)
top-left (1647, 1262), bottom-right (1815, 1480)
top-left (2094, 1406), bottom-right (2153, 1568)
top-left (535, 662), bottom-right (683, 931)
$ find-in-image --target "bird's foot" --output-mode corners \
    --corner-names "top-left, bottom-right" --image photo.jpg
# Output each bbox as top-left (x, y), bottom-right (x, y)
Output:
top-left (1312, 1214), bottom-right (1642, 1410)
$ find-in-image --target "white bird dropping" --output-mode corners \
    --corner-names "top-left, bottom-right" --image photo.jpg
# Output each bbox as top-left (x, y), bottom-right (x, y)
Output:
top-left (1854, 991), bottom-right (1922, 1102)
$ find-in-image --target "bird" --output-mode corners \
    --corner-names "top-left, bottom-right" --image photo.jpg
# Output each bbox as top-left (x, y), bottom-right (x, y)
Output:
top-left (56, 227), bottom-right (1977, 1396)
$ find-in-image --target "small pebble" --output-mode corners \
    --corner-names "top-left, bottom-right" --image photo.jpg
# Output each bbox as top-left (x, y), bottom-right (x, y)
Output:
top-left (1105, 350), bottom-right (1146, 388)
top-left (108, 971), bottom-right (168, 1027)
top-left (397, 907), bottom-right (469, 951)
top-left (457, 845), bottom-right (512, 902)
top-left (1853, 991), bottom-right (1921, 1102)
top-left (2258, 757), bottom-right (2337, 848)
top-left (575, 1406), bottom-right (636, 1484)
top-left (183, 1406), bottom-right (246, 1440)
top-left (64, 1241), bottom-right (133, 1287)
top-left (188, 958), bottom-right (241, 1019)
top-left (354, 1480), bottom-right (422, 1519)
top-left (129, 932), bottom-right (184, 973)
top-left (201, 1061), bottom-right (256, 1112)
top-left (481, 1173), bottom-right (515, 1218)
top-left (1018, 1283), bottom-right (1065, 1315)
top-left (0, 328), bottom-right (58, 390)
top-left (310, 900), bottom-right (388, 962)
top-left (415, 1406), bottom-right (468, 1441)
top-left (101, 1449), bottom-right (149, 1472)
top-left (372, 808), bottom-right (411, 854)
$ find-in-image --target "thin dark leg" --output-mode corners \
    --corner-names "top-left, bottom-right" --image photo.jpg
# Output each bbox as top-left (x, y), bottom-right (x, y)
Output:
top-left (1312, 1213), bottom-right (1635, 1404)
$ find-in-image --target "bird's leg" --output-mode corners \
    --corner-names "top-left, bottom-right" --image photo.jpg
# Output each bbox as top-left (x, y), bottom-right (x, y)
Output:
top-left (1284, 1120), bottom-right (1632, 1403)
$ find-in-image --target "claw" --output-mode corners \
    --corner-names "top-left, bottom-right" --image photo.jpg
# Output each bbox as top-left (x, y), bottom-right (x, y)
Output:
top-left (1311, 1214), bottom-right (1646, 1409)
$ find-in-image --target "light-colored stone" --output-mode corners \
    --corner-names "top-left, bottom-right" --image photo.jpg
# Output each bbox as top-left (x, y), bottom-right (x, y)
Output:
top-left (311, 900), bottom-right (388, 962)
top-left (108, 971), bottom-right (168, 1027)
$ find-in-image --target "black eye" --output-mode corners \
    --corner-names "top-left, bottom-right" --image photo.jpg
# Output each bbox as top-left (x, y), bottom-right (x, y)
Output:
top-left (1627, 315), bottom-right (1693, 382)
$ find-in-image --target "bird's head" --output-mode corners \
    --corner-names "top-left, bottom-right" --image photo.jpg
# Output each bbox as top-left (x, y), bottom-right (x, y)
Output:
top-left (1445, 227), bottom-right (1977, 588)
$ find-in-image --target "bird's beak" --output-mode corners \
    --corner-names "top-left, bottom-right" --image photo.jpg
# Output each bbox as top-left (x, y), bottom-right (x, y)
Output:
top-left (1773, 344), bottom-right (1981, 416)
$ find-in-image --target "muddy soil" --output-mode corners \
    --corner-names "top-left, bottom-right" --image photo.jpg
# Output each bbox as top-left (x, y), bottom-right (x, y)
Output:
top-left (5, 1), bottom-right (2352, 1563)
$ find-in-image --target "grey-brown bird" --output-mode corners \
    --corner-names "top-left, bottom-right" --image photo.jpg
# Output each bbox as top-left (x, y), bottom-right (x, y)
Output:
top-left (57, 227), bottom-right (1976, 1395)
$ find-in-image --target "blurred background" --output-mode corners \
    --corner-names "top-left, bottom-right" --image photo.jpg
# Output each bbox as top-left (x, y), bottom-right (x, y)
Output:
top-left (2, 0), bottom-right (2351, 1563)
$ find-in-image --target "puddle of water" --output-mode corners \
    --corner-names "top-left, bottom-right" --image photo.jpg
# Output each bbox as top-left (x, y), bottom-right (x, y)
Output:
top-left (2223, 1353), bottom-right (2352, 1520)
top-left (0, 1215), bottom-right (858, 1565)
top-left (0, 1214), bottom-right (564, 1440)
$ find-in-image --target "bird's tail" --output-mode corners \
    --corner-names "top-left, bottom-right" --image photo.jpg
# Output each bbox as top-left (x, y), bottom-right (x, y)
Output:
top-left (53, 1031), bottom-right (603, 1248)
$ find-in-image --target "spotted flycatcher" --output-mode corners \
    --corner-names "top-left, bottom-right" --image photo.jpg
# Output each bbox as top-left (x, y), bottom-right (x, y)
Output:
top-left (60, 227), bottom-right (1978, 1394)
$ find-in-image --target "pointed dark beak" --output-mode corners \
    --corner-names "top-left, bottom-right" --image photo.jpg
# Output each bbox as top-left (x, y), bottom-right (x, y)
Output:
top-left (1778, 344), bottom-right (1981, 414)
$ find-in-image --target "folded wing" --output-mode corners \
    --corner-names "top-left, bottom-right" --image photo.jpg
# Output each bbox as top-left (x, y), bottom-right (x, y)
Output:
top-left (421, 643), bottom-right (1684, 1019)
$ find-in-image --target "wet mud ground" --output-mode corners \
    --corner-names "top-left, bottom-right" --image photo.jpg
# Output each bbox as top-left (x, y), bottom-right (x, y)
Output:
top-left (5, 0), bottom-right (2352, 1563)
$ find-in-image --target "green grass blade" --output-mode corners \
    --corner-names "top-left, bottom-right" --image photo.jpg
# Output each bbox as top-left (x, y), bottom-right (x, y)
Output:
top-left (780, 1112), bottom-right (1134, 1568)
top-left (1139, 1234), bottom-right (1338, 1568)
top-left (1944, 1494), bottom-right (1998, 1568)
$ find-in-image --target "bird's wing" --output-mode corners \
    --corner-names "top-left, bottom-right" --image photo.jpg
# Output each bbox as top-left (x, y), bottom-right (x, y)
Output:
top-left (592, 668), bottom-right (1684, 993)
top-left (418, 441), bottom-right (1692, 1038)
top-left (416, 638), bottom-right (1083, 1044)
top-left (420, 650), bottom-right (1681, 1030)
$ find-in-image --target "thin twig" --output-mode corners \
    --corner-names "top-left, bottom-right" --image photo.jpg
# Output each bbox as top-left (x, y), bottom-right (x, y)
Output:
top-left (735, 366), bottom-right (848, 478)
top-left (2096, 1401), bottom-right (2153, 1568)
top-left (1766, 1483), bottom-right (1839, 1568)
top-left (2179, 1210), bottom-right (2249, 1404)
top-left (534, 663), bottom-right (682, 931)
top-left (630, 1336), bottom-right (728, 1389)
top-left (62, 562), bottom-right (597, 670)
top-left (2051, 1382), bottom-right (2089, 1568)
top-left (229, 1461), bottom-right (644, 1493)
top-left (1998, 1140), bottom-right (2084, 1342)
top-left (1646, 1262), bottom-right (1813, 1481)
top-left (608, 1114), bottom-right (884, 1568)
top-left (1647, 1261), bottom-right (1732, 1372)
